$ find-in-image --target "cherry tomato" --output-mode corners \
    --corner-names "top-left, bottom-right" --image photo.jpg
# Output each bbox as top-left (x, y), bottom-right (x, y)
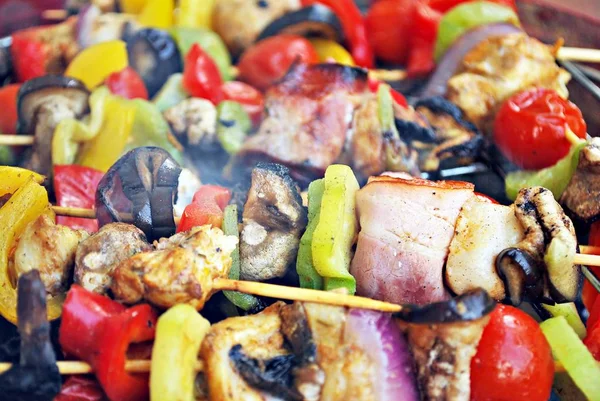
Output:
top-left (588, 295), bottom-right (600, 332)
top-left (584, 319), bottom-right (600, 361)
top-left (55, 376), bottom-right (107, 401)
top-left (0, 84), bottom-right (20, 135)
top-left (105, 67), bottom-right (149, 100)
top-left (182, 43), bottom-right (223, 104)
top-left (494, 88), bottom-right (587, 170)
top-left (221, 81), bottom-right (264, 127)
top-left (237, 35), bottom-right (319, 91)
top-left (365, 0), bottom-right (414, 65)
top-left (10, 29), bottom-right (49, 82)
top-left (470, 304), bottom-right (554, 401)
top-left (177, 185), bottom-right (231, 233)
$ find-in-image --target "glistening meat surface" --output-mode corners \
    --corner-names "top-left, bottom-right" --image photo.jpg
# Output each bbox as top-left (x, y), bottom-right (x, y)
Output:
top-left (350, 175), bottom-right (474, 305)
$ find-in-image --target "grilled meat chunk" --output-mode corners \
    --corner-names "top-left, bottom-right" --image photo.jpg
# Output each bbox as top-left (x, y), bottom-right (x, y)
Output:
top-left (163, 98), bottom-right (218, 150)
top-left (395, 290), bottom-right (495, 401)
top-left (350, 175), bottom-right (474, 305)
top-left (446, 196), bottom-right (524, 300)
top-left (212, 0), bottom-right (301, 56)
top-left (200, 302), bottom-right (292, 401)
top-left (561, 138), bottom-right (600, 222)
top-left (111, 226), bottom-right (237, 309)
top-left (240, 163), bottom-right (307, 281)
top-left (447, 33), bottom-right (570, 131)
top-left (75, 223), bottom-right (151, 294)
top-left (413, 96), bottom-right (482, 172)
top-left (234, 64), bottom-right (371, 185)
top-left (12, 214), bottom-right (88, 296)
top-left (503, 187), bottom-right (580, 304)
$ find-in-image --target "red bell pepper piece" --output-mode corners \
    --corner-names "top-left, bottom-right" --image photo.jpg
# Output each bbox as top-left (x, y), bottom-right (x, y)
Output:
top-left (584, 319), bottom-right (600, 361)
top-left (105, 67), bottom-right (149, 100)
top-left (59, 285), bottom-right (158, 401)
top-left (177, 185), bottom-right (231, 233)
top-left (221, 81), bottom-right (265, 127)
top-left (55, 377), bottom-right (108, 401)
top-left (0, 84), bottom-right (20, 135)
top-left (406, 1), bottom-right (442, 77)
top-left (301, 0), bottom-right (374, 68)
top-left (53, 165), bottom-right (104, 233)
top-left (183, 44), bottom-right (223, 104)
top-left (367, 76), bottom-right (409, 108)
top-left (10, 28), bottom-right (49, 82)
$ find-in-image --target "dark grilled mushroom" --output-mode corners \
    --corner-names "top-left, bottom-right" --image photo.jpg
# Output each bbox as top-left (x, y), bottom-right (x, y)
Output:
top-left (239, 163), bottom-right (307, 281)
top-left (229, 345), bottom-right (303, 401)
top-left (495, 248), bottom-right (545, 306)
top-left (0, 270), bottom-right (61, 401)
top-left (394, 289), bottom-right (495, 401)
top-left (95, 147), bottom-right (182, 241)
top-left (17, 75), bottom-right (90, 177)
top-left (256, 5), bottom-right (344, 44)
top-left (126, 28), bottom-right (182, 98)
top-left (561, 137), bottom-right (600, 223)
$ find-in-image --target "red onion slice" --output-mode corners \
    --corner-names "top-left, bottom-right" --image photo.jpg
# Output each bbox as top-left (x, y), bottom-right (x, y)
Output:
top-left (420, 23), bottom-right (522, 98)
top-left (345, 309), bottom-right (419, 401)
top-left (75, 4), bottom-right (102, 49)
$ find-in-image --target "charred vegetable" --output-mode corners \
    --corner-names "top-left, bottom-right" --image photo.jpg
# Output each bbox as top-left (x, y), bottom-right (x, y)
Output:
top-left (126, 29), bottom-right (182, 98)
top-left (256, 5), bottom-right (344, 44)
top-left (95, 146), bottom-right (182, 241)
top-left (0, 270), bottom-right (61, 401)
top-left (239, 163), bottom-right (307, 282)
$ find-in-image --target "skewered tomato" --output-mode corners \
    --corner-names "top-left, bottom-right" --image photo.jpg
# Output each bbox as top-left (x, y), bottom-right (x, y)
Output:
top-left (105, 67), bottom-right (149, 100)
top-left (584, 319), bottom-right (600, 361)
top-left (221, 81), bottom-right (264, 127)
top-left (182, 43), bottom-right (223, 104)
top-left (470, 304), bottom-right (554, 401)
top-left (177, 185), bottom-right (231, 233)
top-left (365, 0), bottom-right (414, 65)
top-left (494, 88), bottom-right (587, 170)
top-left (237, 35), bottom-right (319, 91)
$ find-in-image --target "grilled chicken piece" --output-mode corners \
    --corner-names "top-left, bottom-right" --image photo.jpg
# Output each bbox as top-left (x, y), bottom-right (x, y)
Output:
top-left (12, 214), bottom-right (88, 296)
top-left (446, 196), bottom-right (524, 300)
top-left (396, 290), bottom-right (495, 401)
top-left (200, 302), bottom-right (293, 401)
top-left (350, 175), bottom-right (474, 305)
top-left (163, 98), bottom-right (218, 150)
top-left (413, 96), bottom-right (482, 172)
top-left (240, 163), bottom-right (307, 281)
top-left (111, 226), bottom-right (237, 309)
top-left (234, 64), bottom-right (371, 185)
top-left (561, 138), bottom-right (600, 222)
top-left (83, 12), bottom-right (139, 48)
top-left (447, 33), bottom-right (570, 131)
top-left (212, 0), bottom-right (301, 56)
top-left (75, 223), bottom-right (151, 294)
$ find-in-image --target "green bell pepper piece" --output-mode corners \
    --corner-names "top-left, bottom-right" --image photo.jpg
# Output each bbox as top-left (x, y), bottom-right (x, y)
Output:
top-left (152, 73), bottom-right (189, 112)
top-left (222, 205), bottom-right (259, 311)
top-left (540, 316), bottom-right (600, 401)
top-left (311, 164), bottom-right (359, 294)
top-left (216, 101), bottom-right (251, 155)
top-left (505, 141), bottom-right (587, 201)
top-left (169, 27), bottom-right (232, 81)
top-left (434, 1), bottom-right (520, 60)
top-left (542, 303), bottom-right (586, 339)
top-left (296, 179), bottom-right (325, 290)
top-left (126, 99), bottom-right (184, 165)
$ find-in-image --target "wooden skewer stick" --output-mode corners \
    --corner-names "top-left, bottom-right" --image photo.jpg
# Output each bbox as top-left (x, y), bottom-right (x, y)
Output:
top-left (557, 47), bottom-right (600, 64)
top-left (0, 135), bottom-right (34, 146)
top-left (0, 359), bottom-right (204, 375)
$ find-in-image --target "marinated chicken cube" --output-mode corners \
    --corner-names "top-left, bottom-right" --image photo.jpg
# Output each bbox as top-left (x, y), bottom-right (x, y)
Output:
top-left (163, 98), bottom-right (218, 150)
top-left (111, 225), bottom-right (237, 309)
top-left (13, 214), bottom-right (88, 296)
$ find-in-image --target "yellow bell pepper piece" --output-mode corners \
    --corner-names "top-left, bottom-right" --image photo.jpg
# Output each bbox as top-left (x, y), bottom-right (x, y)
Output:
top-left (0, 167), bottom-right (44, 197)
top-left (119, 0), bottom-right (148, 14)
top-left (77, 95), bottom-right (136, 172)
top-left (0, 175), bottom-right (63, 324)
top-left (151, 304), bottom-right (211, 401)
top-left (310, 39), bottom-right (355, 66)
top-left (53, 87), bottom-right (110, 166)
top-left (175, 0), bottom-right (215, 29)
top-left (139, 0), bottom-right (174, 29)
top-left (311, 164), bottom-right (359, 293)
top-left (66, 41), bottom-right (128, 90)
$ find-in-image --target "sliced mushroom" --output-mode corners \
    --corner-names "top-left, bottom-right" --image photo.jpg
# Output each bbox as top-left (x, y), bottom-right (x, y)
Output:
top-left (17, 76), bottom-right (90, 178)
top-left (0, 271), bottom-right (61, 401)
top-left (394, 289), bottom-right (495, 401)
